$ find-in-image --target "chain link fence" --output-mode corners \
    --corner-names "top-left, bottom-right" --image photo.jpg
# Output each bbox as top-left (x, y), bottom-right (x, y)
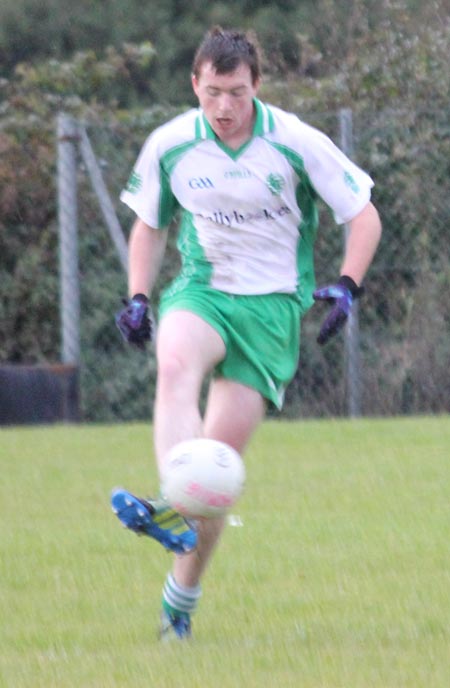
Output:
top-left (55, 106), bottom-right (450, 421)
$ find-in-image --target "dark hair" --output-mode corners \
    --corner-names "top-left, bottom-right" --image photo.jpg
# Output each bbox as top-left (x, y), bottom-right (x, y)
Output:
top-left (192, 26), bottom-right (262, 84)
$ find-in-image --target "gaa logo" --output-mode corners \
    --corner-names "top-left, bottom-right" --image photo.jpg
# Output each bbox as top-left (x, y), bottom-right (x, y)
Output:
top-left (189, 177), bottom-right (215, 189)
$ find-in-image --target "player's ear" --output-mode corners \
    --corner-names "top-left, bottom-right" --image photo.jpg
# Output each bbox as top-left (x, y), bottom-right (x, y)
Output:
top-left (191, 73), bottom-right (200, 97)
top-left (252, 76), bottom-right (262, 93)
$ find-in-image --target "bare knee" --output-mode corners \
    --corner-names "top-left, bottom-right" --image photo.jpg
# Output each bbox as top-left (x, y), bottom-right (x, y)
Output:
top-left (158, 351), bottom-right (186, 384)
top-left (156, 352), bottom-right (199, 403)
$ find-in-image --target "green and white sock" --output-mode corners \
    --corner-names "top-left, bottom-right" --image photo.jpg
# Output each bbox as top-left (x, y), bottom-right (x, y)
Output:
top-left (162, 572), bottom-right (202, 618)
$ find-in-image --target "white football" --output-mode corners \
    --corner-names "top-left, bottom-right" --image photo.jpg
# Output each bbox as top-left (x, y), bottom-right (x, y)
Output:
top-left (161, 438), bottom-right (245, 518)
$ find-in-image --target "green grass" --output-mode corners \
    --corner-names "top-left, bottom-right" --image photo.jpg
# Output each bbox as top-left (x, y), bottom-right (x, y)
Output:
top-left (1, 416), bottom-right (449, 687)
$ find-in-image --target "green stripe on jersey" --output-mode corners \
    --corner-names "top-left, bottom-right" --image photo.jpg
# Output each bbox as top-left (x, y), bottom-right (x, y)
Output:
top-left (158, 140), bottom-right (200, 227)
top-left (158, 166), bottom-right (178, 228)
top-left (266, 140), bottom-right (319, 310)
top-left (176, 211), bottom-right (213, 285)
top-left (158, 139), bottom-right (199, 227)
top-left (161, 140), bottom-right (199, 176)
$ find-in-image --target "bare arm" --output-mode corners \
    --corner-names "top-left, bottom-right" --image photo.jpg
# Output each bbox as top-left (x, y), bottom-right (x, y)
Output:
top-left (340, 201), bottom-right (382, 285)
top-left (128, 217), bottom-right (168, 297)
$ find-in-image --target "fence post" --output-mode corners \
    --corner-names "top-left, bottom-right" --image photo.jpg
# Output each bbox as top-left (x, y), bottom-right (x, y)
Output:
top-left (78, 124), bottom-right (129, 273)
top-left (57, 112), bottom-right (80, 365)
top-left (339, 108), bottom-right (362, 417)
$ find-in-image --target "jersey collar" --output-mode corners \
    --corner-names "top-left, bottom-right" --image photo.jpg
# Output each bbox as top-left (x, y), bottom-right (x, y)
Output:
top-left (195, 98), bottom-right (274, 142)
top-left (253, 98), bottom-right (275, 136)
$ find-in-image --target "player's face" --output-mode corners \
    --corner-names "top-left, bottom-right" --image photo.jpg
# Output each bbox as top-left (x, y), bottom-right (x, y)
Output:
top-left (192, 61), bottom-right (260, 149)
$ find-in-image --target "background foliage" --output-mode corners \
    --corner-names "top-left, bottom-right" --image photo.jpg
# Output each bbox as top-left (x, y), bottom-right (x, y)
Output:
top-left (1, 0), bottom-right (449, 421)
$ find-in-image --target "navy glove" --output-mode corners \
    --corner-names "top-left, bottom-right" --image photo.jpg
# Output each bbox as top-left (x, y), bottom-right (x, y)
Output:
top-left (115, 293), bottom-right (152, 349)
top-left (313, 275), bottom-right (364, 346)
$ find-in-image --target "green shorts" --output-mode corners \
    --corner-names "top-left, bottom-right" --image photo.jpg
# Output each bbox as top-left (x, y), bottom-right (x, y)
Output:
top-left (159, 282), bottom-right (301, 409)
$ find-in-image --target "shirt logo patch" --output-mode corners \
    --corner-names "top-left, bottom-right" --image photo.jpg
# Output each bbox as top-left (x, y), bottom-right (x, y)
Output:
top-left (197, 205), bottom-right (292, 227)
top-left (189, 177), bottom-right (214, 189)
top-left (224, 168), bottom-right (252, 180)
top-left (344, 171), bottom-right (360, 193)
top-left (126, 170), bottom-right (142, 194)
top-left (266, 173), bottom-right (285, 196)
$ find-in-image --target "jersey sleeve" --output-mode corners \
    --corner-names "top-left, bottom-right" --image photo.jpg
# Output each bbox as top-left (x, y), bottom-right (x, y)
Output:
top-left (299, 124), bottom-right (374, 224)
top-left (120, 130), bottom-right (178, 229)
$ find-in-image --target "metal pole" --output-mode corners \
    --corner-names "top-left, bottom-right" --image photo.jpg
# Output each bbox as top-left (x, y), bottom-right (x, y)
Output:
top-left (57, 113), bottom-right (80, 365)
top-left (78, 124), bottom-right (129, 274)
top-left (339, 108), bottom-right (362, 417)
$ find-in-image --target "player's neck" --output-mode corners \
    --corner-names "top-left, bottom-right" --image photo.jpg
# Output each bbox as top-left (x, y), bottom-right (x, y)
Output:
top-left (220, 131), bottom-right (252, 150)
top-left (214, 108), bottom-right (256, 151)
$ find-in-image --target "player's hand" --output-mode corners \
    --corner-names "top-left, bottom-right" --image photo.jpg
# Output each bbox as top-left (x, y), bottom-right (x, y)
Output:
top-left (313, 276), bottom-right (364, 346)
top-left (115, 293), bottom-right (152, 349)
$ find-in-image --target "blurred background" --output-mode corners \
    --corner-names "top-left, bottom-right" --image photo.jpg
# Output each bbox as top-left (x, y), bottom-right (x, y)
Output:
top-left (0, 0), bottom-right (449, 424)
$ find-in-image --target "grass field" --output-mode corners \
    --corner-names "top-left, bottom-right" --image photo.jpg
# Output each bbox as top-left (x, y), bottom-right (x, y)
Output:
top-left (1, 416), bottom-right (449, 687)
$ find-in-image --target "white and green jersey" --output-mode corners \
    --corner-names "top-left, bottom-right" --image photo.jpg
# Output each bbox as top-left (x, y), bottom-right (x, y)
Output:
top-left (121, 99), bottom-right (373, 310)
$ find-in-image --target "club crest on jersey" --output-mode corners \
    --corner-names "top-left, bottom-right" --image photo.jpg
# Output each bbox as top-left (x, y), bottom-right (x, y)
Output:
top-left (266, 173), bottom-right (285, 196)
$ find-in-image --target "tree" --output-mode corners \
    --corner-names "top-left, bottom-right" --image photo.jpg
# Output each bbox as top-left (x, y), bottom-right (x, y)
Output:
top-left (1, 1), bottom-right (449, 419)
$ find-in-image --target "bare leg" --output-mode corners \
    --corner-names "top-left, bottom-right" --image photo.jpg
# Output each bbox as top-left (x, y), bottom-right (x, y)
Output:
top-left (172, 378), bottom-right (266, 587)
top-left (153, 310), bottom-right (226, 472)
top-left (203, 377), bottom-right (267, 452)
top-left (153, 310), bottom-right (266, 591)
